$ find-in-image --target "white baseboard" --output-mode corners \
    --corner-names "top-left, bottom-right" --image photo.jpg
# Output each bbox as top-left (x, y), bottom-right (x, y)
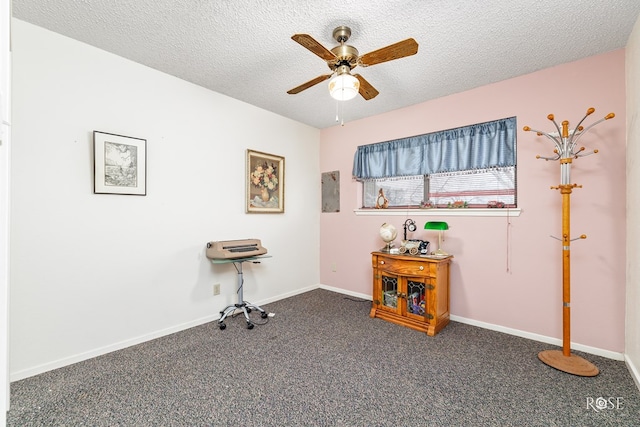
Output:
top-left (10, 284), bottom-right (320, 382)
top-left (316, 285), bottom-right (627, 362)
top-left (625, 354), bottom-right (640, 391)
top-left (11, 284), bottom-right (631, 382)
top-left (10, 312), bottom-right (221, 382)
top-left (448, 314), bottom-right (625, 361)
top-left (318, 284), bottom-right (371, 301)
top-left (251, 284), bottom-right (319, 307)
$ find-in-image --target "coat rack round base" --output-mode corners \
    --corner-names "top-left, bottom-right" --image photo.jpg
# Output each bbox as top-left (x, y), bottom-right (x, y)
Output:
top-left (538, 349), bottom-right (599, 377)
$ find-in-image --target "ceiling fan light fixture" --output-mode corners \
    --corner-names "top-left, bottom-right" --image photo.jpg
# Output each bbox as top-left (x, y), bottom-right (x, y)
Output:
top-left (328, 72), bottom-right (359, 101)
top-left (289, 28), bottom-right (418, 102)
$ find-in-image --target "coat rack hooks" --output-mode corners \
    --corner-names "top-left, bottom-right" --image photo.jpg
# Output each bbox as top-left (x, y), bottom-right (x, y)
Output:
top-left (523, 107), bottom-right (614, 377)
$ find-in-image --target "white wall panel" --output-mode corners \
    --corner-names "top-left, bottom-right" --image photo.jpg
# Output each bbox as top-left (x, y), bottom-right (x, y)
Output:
top-left (625, 14), bottom-right (640, 390)
top-left (9, 19), bottom-right (320, 380)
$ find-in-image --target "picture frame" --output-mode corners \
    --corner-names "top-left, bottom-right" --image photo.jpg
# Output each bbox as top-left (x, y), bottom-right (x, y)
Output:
top-left (93, 131), bottom-right (147, 196)
top-left (246, 149), bottom-right (284, 213)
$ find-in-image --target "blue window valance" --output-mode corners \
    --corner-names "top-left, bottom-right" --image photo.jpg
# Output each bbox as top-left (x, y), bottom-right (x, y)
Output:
top-left (352, 117), bottom-right (517, 181)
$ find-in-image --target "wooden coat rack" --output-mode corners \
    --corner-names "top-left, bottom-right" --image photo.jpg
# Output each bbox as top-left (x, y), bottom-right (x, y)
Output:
top-left (524, 107), bottom-right (614, 377)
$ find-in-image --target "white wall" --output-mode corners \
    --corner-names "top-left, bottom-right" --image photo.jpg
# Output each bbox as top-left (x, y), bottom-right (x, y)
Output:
top-left (626, 15), bottom-right (640, 389)
top-left (1, 0), bottom-right (10, 420)
top-left (9, 19), bottom-right (321, 380)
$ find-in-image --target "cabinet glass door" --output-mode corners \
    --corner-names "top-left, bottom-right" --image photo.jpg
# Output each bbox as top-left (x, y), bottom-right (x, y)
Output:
top-left (381, 273), bottom-right (398, 310)
top-left (406, 279), bottom-right (426, 318)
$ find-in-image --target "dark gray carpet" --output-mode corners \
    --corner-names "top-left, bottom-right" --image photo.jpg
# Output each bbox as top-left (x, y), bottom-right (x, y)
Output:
top-left (7, 289), bottom-right (640, 426)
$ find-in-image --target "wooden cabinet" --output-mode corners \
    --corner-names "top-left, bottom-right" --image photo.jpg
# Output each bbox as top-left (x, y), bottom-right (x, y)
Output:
top-left (370, 251), bottom-right (451, 336)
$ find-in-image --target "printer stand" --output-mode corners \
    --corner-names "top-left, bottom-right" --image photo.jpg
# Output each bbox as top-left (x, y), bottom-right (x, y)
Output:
top-left (210, 256), bottom-right (270, 330)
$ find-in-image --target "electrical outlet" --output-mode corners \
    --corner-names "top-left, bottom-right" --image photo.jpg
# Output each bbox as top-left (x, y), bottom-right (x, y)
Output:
top-left (331, 262), bottom-right (337, 272)
top-left (213, 283), bottom-right (221, 296)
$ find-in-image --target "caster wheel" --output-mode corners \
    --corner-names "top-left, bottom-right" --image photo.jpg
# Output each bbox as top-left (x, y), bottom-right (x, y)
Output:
top-left (218, 322), bottom-right (226, 330)
top-left (247, 322), bottom-right (254, 330)
top-left (261, 312), bottom-right (268, 319)
top-left (246, 308), bottom-right (252, 313)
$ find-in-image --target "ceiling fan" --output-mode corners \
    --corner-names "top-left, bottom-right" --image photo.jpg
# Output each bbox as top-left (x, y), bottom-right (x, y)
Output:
top-left (287, 26), bottom-right (419, 101)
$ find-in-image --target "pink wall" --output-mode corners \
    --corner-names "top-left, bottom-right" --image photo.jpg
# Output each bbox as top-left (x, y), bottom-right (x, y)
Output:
top-left (319, 49), bottom-right (626, 353)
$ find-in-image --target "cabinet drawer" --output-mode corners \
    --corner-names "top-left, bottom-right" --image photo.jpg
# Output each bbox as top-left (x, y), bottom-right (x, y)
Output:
top-left (375, 255), bottom-right (434, 276)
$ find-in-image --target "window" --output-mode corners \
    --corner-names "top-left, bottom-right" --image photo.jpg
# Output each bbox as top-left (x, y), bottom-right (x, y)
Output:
top-left (363, 168), bottom-right (516, 208)
top-left (354, 117), bottom-right (517, 209)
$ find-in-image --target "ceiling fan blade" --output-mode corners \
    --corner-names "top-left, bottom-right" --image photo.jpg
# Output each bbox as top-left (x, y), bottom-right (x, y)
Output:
top-left (354, 74), bottom-right (379, 100)
top-left (287, 74), bottom-right (332, 95)
top-left (291, 34), bottom-right (337, 62)
top-left (359, 38), bottom-right (419, 67)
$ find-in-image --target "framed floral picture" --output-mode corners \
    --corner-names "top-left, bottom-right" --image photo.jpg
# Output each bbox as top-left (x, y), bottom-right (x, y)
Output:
top-left (246, 149), bottom-right (284, 213)
top-left (94, 131), bottom-right (146, 195)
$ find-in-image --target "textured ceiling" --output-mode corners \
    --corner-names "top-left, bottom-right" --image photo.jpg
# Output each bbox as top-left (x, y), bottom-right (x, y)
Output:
top-left (11, 0), bottom-right (640, 129)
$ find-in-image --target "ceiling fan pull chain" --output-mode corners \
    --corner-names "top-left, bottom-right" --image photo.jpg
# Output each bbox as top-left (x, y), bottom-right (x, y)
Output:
top-left (335, 99), bottom-right (347, 126)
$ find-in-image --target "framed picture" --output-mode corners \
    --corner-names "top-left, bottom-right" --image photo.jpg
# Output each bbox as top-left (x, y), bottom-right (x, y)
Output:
top-left (246, 149), bottom-right (284, 213)
top-left (93, 131), bottom-right (146, 195)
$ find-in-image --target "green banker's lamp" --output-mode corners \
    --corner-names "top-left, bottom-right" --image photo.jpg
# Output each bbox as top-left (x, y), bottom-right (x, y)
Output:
top-left (424, 221), bottom-right (449, 256)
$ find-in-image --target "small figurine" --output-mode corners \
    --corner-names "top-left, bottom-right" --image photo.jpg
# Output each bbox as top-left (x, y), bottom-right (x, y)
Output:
top-left (375, 188), bottom-right (389, 209)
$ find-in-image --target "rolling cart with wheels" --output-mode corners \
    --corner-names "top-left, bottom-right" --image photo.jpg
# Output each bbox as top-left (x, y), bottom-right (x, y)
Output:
top-left (209, 255), bottom-right (271, 330)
